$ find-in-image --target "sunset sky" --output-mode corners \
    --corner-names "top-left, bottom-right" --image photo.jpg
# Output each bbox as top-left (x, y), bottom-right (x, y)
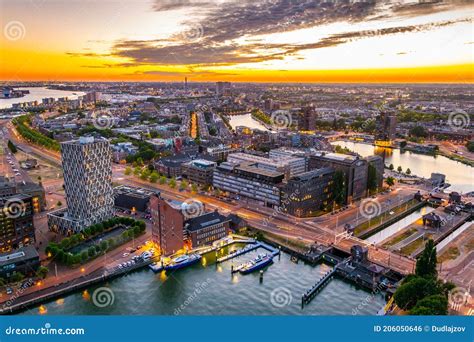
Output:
top-left (0, 0), bottom-right (473, 83)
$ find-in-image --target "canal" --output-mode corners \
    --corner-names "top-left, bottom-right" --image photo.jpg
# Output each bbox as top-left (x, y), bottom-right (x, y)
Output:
top-left (332, 141), bottom-right (474, 193)
top-left (366, 206), bottom-right (435, 245)
top-left (24, 246), bottom-right (385, 315)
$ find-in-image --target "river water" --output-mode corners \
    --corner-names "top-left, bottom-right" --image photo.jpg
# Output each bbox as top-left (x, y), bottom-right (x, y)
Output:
top-left (0, 87), bottom-right (86, 109)
top-left (332, 141), bottom-right (473, 194)
top-left (24, 246), bottom-right (384, 315)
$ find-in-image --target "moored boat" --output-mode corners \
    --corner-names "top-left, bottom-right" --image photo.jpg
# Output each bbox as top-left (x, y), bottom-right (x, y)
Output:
top-left (239, 254), bottom-right (273, 274)
top-left (164, 253), bottom-right (202, 271)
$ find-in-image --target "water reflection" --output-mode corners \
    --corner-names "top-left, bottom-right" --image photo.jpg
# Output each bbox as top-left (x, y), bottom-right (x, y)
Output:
top-left (332, 141), bottom-right (473, 193)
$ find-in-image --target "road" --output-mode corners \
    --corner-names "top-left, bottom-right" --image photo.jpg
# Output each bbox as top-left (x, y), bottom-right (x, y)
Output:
top-left (114, 165), bottom-right (416, 275)
top-left (2, 119), bottom-right (417, 276)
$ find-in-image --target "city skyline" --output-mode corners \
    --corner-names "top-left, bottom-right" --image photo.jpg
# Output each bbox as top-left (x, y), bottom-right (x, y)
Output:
top-left (1, 0), bottom-right (473, 83)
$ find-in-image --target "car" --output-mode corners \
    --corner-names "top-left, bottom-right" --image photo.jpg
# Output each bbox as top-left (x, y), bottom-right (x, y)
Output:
top-left (122, 252), bottom-right (129, 257)
top-left (6, 287), bottom-right (13, 295)
top-left (48, 191), bottom-right (53, 195)
top-left (118, 264), bottom-right (123, 269)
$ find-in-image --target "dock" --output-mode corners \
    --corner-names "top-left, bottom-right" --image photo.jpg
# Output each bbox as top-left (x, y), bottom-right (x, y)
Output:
top-left (216, 242), bottom-right (259, 263)
top-left (301, 267), bottom-right (337, 305)
top-left (148, 262), bottom-right (164, 273)
top-left (301, 257), bottom-right (352, 305)
top-left (216, 241), bottom-right (280, 263)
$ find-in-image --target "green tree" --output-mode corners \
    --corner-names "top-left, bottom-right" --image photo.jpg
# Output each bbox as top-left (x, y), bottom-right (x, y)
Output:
top-left (7, 140), bottom-right (17, 153)
top-left (415, 239), bottom-right (437, 279)
top-left (409, 125), bottom-right (428, 138)
top-left (36, 266), bottom-right (49, 279)
top-left (149, 171), bottom-right (159, 183)
top-left (88, 246), bottom-right (96, 257)
top-left (81, 251), bottom-right (88, 263)
top-left (133, 166), bottom-right (141, 176)
top-left (180, 179), bottom-right (188, 190)
top-left (406, 168), bottom-right (411, 175)
top-left (385, 176), bottom-right (395, 187)
top-left (140, 168), bottom-right (151, 181)
top-left (10, 272), bottom-right (24, 283)
top-left (397, 166), bottom-right (403, 173)
top-left (388, 164), bottom-right (394, 171)
top-left (466, 140), bottom-right (474, 152)
top-left (57, 200), bottom-right (62, 207)
top-left (100, 240), bottom-right (109, 251)
top-left (191, 183), bottom-right (198, 193)
top-left (59, 237), bottom-right (71, 250)
top-left (159, 176), bottom-right (167, 184)
top-left (124, 166), bottom-right (132, 176)
top-left (394, 276), bottom-right (436, 310)
top-left (410, 294), bottom-right (448, 315)
top-left (169, 178), bottom-right (176, 189)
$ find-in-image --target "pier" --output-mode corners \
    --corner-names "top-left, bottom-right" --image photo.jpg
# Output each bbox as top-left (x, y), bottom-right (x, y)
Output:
top-left (216, 241), bottom-right (280, 263)
top-left (302, 267), bottom-right (338, 305)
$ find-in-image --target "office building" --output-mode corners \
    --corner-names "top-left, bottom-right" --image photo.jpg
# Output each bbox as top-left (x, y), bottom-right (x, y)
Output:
top-left (206, 145), bottom-right (239, 162)
top-left (0, 194), bottom-right (35, 252)
top-left (0, 245), bottom-right (40, 278)
top-left (309, 152), bottom-right (368, 203)
top-left (48, 137), bottom-right (114, 234)
top-left (181, 159), bottom-right (216, 185)
top-left (366, 155), bottom-right (384, 191)
top-left (213, 162), bottom-right (284, 208)
top-left (291, 106), bottom-right (317, 131)
top-left (227, 152), bottom-right (305, 180)
top-left (150, 194), bottom-right (185, 256)
top-left (155, 154), bottom-right (192, 178)
top-left (114, 185), bottom-right (155, 212)
top-left (184, 211), bottom-right (231, 248)
top-left (375, 111), bottom-right (397, 147)
top-left (216, 82), bottom-right (231, 96)
top-left (0, 176), bottom-right (16, 197)
top-left (280, 168), bottom-right (334, 217)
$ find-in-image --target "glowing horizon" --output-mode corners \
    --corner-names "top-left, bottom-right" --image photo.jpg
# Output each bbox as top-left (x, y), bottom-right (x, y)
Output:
top-left (0, 0), bottom-right (473, 83)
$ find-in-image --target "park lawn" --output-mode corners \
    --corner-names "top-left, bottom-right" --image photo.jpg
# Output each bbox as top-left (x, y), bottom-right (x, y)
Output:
top-left (400, 234), bottom-right (433, 256)
top-left (355, 199), bottom-right (418, 236)
top-left (382, 228), bottom-right (418, 248)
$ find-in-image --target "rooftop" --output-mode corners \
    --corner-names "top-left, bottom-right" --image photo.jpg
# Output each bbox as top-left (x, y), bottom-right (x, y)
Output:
top-left (185, 211), bottom-right (230, 232)
top-left (0, 245), bottom-right (39, 267)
